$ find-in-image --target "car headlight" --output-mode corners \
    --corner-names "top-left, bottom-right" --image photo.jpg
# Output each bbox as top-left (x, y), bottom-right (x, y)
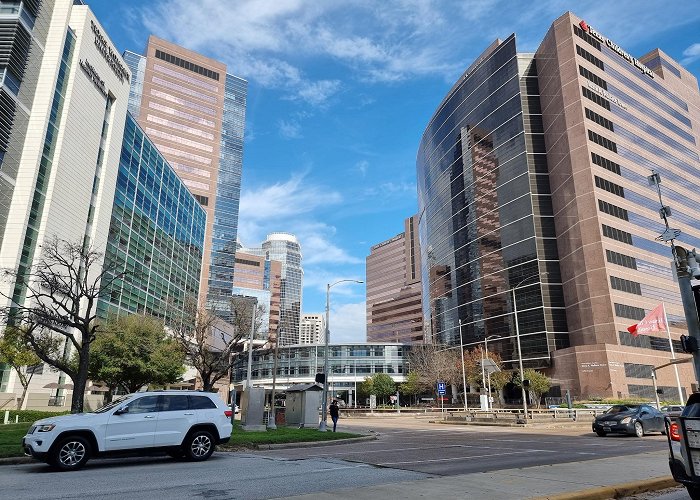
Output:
top-left (620, 417), bottom-right (631, 424)
top-left (37, 424), bottom-right (56, 432)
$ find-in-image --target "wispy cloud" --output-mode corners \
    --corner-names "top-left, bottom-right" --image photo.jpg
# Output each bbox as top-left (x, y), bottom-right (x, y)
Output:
top-left (133, 0), bottom-right (700, 95)
top-left (363, 181), bottom-right (416, 197)
top-left (354, 160), bottom-right (369, 177)
top-left (277, 119), bottom-right (302, 139)
top-left (682, 43), bottom-right (700, 65)
top-left (238, 174), bottom-right (361, 268)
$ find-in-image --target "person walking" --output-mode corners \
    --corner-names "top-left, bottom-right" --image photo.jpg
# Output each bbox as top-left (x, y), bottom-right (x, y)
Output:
top-left (329, 400), bottom-right (340, 432)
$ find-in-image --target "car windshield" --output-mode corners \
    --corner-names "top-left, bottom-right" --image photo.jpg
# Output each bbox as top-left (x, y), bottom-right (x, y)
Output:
top-left (605, 405), bottom-right (637, 414)
top-left (93, 395), bottom-right (133, 414)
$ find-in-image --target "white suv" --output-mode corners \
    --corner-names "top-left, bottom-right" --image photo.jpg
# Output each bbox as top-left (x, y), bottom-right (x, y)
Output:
top-left (22, 390), bottom-right (233, 471)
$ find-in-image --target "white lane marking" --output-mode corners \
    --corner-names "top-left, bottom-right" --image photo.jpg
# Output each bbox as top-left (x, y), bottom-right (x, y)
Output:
top-left (378, 449), bottom-right (557, 466)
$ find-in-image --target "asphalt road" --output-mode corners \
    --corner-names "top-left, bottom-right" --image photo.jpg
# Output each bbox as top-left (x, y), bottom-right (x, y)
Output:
top-left (2, 416), bottom-right (671, 499)
top-left (259, 416), bottom-right (670, 476)
top-left (1, 453), bottom-right (427, 499)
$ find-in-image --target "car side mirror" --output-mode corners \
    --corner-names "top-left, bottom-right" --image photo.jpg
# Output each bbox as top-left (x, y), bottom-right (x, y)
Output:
top-left (114, 406), bottom-right (129, 415)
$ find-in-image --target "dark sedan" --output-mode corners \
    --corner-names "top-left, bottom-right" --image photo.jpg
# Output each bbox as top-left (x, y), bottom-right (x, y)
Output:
top-left (592, 404), bottom-right (665, 437)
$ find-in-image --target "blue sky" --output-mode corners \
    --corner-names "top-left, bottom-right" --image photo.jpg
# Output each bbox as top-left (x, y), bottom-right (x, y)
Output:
top-left (91, 1), bottom-right (700, 343)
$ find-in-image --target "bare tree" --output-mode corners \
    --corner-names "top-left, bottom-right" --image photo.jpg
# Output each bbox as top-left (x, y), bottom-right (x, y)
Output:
top-left (171, 297), bottom-right (266, 392)
top-left (0, 238), bottom-right (124, 413)
top-left (408, 344), bottom-right (461, 395)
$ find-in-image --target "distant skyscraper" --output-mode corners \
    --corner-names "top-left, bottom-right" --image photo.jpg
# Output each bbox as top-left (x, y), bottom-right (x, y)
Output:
top-left (299, 314), bottom-right (325, 344)
top-left (124, 36), bottom-right (247, 321)
top-left (232, 250), bottom-right (282, 339)
top-left (366, 215), bottom-right (423, 343)
top-left (241, 233), bottom-right (303, 345)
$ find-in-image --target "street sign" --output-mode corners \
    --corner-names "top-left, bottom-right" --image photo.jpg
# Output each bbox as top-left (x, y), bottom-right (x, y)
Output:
top-left (437, 381), bottom-right (446, 396)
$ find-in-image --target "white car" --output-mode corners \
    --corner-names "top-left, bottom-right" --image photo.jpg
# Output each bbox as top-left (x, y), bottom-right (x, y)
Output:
top-left (22, 390), bottom-right (233, 471)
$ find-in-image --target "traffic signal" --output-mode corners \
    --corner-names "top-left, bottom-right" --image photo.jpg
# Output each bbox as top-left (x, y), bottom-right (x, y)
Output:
top-left (522, 379), bottom-right (530, 388)
top-left (315, 373), bottom-right (326, 384)
top-left (681, 335), bottom-right (699, 354)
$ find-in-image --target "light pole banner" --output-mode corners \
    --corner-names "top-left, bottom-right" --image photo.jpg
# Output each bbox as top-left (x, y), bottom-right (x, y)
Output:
top-left (627, 303), bottom-right (667, 337)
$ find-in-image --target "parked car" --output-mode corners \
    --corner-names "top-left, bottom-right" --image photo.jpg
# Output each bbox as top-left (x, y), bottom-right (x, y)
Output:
top-left (22, 390), bottom-right (233, 471)
top-left (667, 393), bottom-right (700, 500)
top-left (660, 405), bottom-right (685, 417)
top-left (592, 404), bottom-right (665, 437)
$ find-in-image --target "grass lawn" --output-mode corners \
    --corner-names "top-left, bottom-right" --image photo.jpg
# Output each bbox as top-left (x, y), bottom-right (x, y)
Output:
top-left (0, 423), bottom-right (31, 459)
top-left (0, 421), bottom-right (364, 458)
top-left (223, 422), bottom-right (363, 449)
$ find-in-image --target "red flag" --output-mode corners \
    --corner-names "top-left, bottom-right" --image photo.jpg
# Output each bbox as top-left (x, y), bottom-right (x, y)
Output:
top-left (627, 304), bottom-right (667, 337)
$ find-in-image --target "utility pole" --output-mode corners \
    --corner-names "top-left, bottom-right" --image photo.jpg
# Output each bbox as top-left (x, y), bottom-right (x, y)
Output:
top-left (649, 171), bottom-right (700, 387)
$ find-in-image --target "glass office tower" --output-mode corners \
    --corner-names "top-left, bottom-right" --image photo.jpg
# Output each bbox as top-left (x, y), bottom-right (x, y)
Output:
top-left (98, 113), bottom-right (206, 323)
top-left (417, 35), bottom-right (568, 371)
top-left (418, 11), bottom-right (700, 400)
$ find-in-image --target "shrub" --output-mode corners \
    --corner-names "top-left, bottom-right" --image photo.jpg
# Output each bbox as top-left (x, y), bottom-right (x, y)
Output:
top-left (1, 409), bottom-right (70, 424)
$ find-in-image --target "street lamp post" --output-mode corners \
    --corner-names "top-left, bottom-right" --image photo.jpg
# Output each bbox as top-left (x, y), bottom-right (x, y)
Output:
top-left (245, 303), bottom-right (257, 389)
top-left (267, 329), bottom-right (281, 430)
top-left (511, 275), bottom-right (542, 421)
top-left (458, 319), bottom-right (468, 412)
top-left (483, 335), bottom-right (502, 411)
top-left (319, 279), bottom-right (364, 432)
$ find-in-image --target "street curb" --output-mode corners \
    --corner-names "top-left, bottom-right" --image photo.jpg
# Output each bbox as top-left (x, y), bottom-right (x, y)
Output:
top-left (0, 456), bottom-right (34, 466)
top-left (256, 435), bottom-right (377, 450)
top-left (432, 419), bottom-right (595, 429)
top-left (530, 476), bottom-right (678, 500)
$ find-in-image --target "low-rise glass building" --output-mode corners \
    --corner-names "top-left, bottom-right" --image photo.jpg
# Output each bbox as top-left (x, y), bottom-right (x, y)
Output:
top-left (233, 343), bottom-right (409, 406)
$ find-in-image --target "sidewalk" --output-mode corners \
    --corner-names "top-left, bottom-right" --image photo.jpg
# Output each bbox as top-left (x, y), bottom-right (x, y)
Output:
top-left (278, 450), bottom-right (676, 500)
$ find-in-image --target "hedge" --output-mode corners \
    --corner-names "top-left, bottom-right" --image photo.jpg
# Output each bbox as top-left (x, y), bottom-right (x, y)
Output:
top-left (1, 409), bottom-right (70, 424)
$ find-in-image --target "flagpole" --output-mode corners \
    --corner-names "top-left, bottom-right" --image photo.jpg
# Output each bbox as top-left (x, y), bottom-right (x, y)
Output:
top-left (663, 303), bottom-right (684, 403)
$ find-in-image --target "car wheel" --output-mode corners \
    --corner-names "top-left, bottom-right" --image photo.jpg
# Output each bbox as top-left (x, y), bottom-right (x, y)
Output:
top-left (634, 421), bottom-right (644, 438)
top-left (49, 436), bottom-right (91, 471)
top-left (184, 430), bottom-right (215, 461)
top-left (595, 430), bottom-right (606, 437)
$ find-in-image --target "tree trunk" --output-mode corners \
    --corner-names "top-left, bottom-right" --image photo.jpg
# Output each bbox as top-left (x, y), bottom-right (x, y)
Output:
top-left (70, 343), bottom-right (91, 413)
top-left (18, 385), bottom-right (28, 410)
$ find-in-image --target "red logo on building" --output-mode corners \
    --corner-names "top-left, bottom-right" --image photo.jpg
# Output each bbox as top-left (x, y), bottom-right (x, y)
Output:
top-left (579, 20), bottom-right (589, 32)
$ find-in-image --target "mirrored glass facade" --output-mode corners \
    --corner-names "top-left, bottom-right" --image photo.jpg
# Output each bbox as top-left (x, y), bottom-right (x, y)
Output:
top-left (98, 113), bottom-right (206, 323)
top-left (417, 35), bottom-right (568, 370)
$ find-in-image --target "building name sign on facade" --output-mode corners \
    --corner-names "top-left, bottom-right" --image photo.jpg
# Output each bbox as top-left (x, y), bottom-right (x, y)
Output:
top-left (90, 20), bottom-right (129, 84)
top-left (579, 20), bottom-right (654, 78)
top-left (79, 59), bottom-right (108, 97)
top-left (371, 232), bottom-right (404, 251)
top-left (586, 81), bottom-right (627, 109)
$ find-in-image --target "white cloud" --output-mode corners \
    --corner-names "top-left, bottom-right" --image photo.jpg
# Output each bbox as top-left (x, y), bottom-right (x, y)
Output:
top-left (289, 80), bottom-right (342, 107)
top-left (277, 119), bottom-right (302, 139)
top-left (363, 181), bottom-right (416, 197)
top-left (682, 43), bottom-right (700, 65)
top-left (133, 0), bottom-right (700, 93)
top-left (238, 174), bottom-right (362, 268)
top-left (239, 172), bottom-right (341, 224)
top-left (354, 160), bottom-right (369, 177)
top-left (328, 302), bottom-right (367, 343)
